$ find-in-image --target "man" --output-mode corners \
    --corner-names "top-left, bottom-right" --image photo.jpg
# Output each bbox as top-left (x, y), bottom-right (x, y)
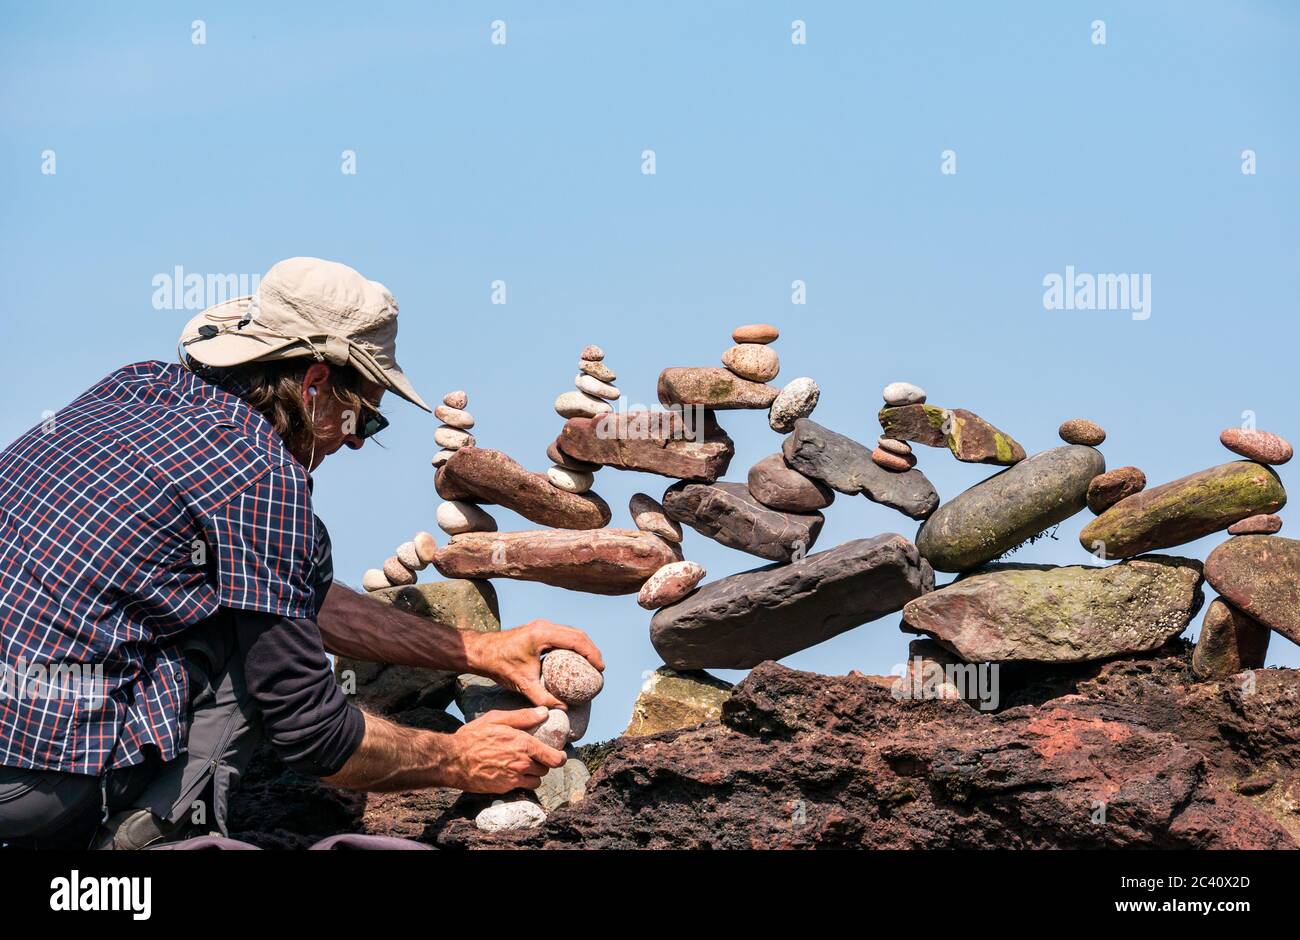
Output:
top-left (0, 257), bottom-right (602, 848)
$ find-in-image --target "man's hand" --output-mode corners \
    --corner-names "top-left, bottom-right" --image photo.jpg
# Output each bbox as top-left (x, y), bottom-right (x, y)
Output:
top-left (468, 619), bottom-right (604, 709)
top-left (443, 707), bottom-right (567, 793)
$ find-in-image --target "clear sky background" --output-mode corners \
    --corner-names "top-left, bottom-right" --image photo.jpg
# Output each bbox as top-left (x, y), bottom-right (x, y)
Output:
top-left (2, 1), bottom-right (1298, 742)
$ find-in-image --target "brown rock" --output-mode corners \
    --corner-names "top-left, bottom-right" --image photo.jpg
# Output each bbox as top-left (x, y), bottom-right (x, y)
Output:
top-left (1058, 418), bottom-right (1106, 446)
top-left (871, 447), bottom-right (917, 472)
top-left (1227, 513), bottom-right (1282, 535)
top-left (731, 324), bottom-right (779, 344)
top-left (1204, 535), bottom-right (1300, 644)
top-left (580, 345), bottom-right (604, 361)
top-left (662, 480), bottom-right (824, 562)
top-left (657, 367), bottom-right (778, 410)
top-left (440, 447), bottom-right (611, 530)
top-left (721, 344), bottom-right (780, 382)
top-left (1192, 599), bottom-right (1270, 680)
top-left (879, 404), bottom-right (1025, 465)
top-left (1220, 428), bottom-right (1293, 465)
top-left (1087, 466), bottom-right (1146, 514)
top-left (746, 453), bottom-right (834, 512)
top-left (434, 529), bottom-right (681, 595)
top-left (638, 560), bottom-right (707, 609)
top-left (382, 556), bottom-right (416, 585)
top-left (558, 410), bottom-right (734, 482)
top-left (629, 493), bottom-right (683, 542)
top-left (546, 439), bottom-right (600, 473)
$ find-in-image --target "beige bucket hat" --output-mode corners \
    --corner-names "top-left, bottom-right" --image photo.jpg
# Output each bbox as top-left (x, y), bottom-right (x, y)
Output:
top-left (179, 257), bottom-right (431, 412)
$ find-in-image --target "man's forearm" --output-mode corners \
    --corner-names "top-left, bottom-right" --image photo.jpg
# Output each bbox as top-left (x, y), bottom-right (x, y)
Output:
top-left (321, 711), bottom-right (455, 792)
top-left (316, 582), bottom-right (481, 672)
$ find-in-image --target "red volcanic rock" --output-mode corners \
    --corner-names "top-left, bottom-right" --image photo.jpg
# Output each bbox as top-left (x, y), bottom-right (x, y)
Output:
top-left (440, 447), bottom-right (610, 530)
top-left (435, 654), bottom-right (1300, 849)
top-left (433, 529), bottom-right (680, 596)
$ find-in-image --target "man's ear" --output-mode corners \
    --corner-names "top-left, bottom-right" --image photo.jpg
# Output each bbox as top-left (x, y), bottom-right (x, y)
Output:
top-left (302, 362), bottom-right (332, 406)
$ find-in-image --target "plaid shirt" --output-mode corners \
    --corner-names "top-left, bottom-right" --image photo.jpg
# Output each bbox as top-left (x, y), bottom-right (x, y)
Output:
top-left (0, 361), bottom-right (319, 774)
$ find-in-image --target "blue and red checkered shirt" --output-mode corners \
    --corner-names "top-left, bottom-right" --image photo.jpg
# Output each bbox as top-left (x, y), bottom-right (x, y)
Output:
top-left (0, 361), bottom-right (319, 774)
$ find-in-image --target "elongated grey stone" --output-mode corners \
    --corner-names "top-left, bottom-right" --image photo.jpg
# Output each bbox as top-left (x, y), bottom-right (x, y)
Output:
top-left (915, 445), bottom-right (1104, 572)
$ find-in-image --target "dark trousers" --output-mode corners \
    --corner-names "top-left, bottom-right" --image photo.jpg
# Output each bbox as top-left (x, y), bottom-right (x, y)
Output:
top-left (0, 618), bottom-right (263, 849)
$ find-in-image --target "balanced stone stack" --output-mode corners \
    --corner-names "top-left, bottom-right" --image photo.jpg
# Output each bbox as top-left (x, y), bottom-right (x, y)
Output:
top-left (878, 385), bottom-right (1025, 466)
top-left (657, 324), bottom-right (783, 410)
top-left (432, 390), bottom-right (500, 538)
top-left (549, 345), bottom-right (618, 494)
top-left (469, 649), bottom-right (604, 831)
top-left (361, 530), bottom-right (439, 591)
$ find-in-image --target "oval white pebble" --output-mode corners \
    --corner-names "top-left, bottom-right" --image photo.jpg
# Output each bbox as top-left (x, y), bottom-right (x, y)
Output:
top-left (475, 800), bottom-right (547, 832)
top-left (443, 390), bottom-right (469, 409)
top-left (395, 541), bottom-right (425, 571)
top-left (547, 465), bottom-right (594, 493)
top-left (434, 405), bottom-right (475, 429)
top-left (882, 381), bottom-right (926, 406)
top-left (768, 377), bottom-right (820, 433)
top-left (413, 531), bottom-right (438, 564)
top-left (431, 449), bottom-right (456, 468)
top-left (361, 568), bottom-right (390, 592)
top-left (554, 390), bottom-right (613, 419)
top-left (436, 500), bottom-right (498, 535)
top-left (574, 374), bottom-right (620, 400)
top-left (434, 426), bottom-right (475, 449)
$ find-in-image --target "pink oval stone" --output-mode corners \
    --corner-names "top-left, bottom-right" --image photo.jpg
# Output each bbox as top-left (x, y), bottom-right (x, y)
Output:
top-left (1227, 513), bottom-right (1283, 535)
top-left (1220, 428), bottom-right (1293, 465)
top-left (637, 560), bottom-right (707, 610)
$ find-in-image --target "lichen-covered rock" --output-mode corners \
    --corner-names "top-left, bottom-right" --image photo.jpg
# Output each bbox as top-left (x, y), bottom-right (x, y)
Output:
top-left (879, 404), bottom-right (1025, 465)
top-left (915, 446), bottom-right (1104, 572)
top-left (782, 418), bottom-right (939, 520)
top-left (1205, 535), bottom-right (1300, 645)
top-left (624, 668), bottom-right (733, 737)
top-left (1080, 461), bottom-right (1286, 559)
top-left (657, 367), bottom-right (779, 410)
top-left (651, 534), bottom-right (934, 669)
top-left (1192, 599), bottom-right (1270, 680)
top-left (901, 555), bottom-right (1204, 662)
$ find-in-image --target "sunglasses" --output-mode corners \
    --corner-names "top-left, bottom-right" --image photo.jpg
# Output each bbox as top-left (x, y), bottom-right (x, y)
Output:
top-left (355, 398), bottom-right (389, 441)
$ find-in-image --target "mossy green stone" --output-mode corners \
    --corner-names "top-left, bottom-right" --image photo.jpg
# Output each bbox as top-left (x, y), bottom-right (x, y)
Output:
top-left (916, 446), bottom-right (1104, 572)
top-left (1080, 461), bottom-right (1286, 559)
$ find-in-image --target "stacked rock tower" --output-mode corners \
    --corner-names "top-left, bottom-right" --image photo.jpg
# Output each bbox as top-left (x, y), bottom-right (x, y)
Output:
top-left (433, 390), bottom-right (500, 536)
top-left (547, 345), bottom-right (619, 495)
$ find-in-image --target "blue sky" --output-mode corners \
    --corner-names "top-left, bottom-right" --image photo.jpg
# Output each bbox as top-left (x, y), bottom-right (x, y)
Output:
top-left (2, 1), bottom-right (1298, 741)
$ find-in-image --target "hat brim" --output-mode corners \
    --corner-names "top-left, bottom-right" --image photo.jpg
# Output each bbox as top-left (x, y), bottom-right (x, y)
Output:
top-left (180, 298), bottom-right (432, 413)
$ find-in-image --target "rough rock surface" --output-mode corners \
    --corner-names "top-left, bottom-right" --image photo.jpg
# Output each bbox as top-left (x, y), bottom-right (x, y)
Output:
top-left (901, 556), bottom-right (1204, 662)
top-left (747, 453), bottom-right (834, 512)
top-left (782, 418), bottom-right (939, 520)
top-left (628, 492), bottom-right (683, 542)
top-left (624, 668), bottom-right (733, 737)
top-left (335, 580), bottom-right (501, 716)
top-left (1205, 535), bottom-right (1300, 644)
top-left (1081, 461), bottom-right (1287, 559)
top-left (662, 481), bottom-right (824, 562)
top-left (657, 367), bottom-right (779, 410)
top-left (558, 411), bottom-right (734, 482)
top-left (433, 654), bottom-right (1300, 849)
top-left (651, 534), bottom-right (934, 669)
top-left (440, 447), bottom-right (612, 530)
top-left (879, 404), bottom-right (1025, 465)
top-left (916, 446), bottom-right (1105, 572)
top-left (434, 529), bottom-right (681, 595)
top-left (1192, 598), bottom-right (1270, 680)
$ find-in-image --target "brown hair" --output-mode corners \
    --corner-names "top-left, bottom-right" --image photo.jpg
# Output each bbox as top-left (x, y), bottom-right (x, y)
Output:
top-left (185, 356), bottom-right (369, 463)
